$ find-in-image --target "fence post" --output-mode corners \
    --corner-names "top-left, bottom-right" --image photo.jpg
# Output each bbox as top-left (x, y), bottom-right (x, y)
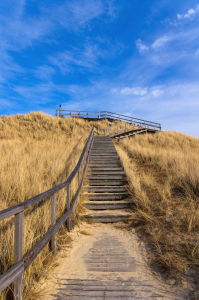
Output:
top-left (104, 129), bottom-right (106, 137)
top-left (109, 128), bottom-right (110, 137)
top-left (67, 185), bottom-right (71, 232)
top-left (117, 125), bottom-right (119, 134)
top-left (105, 112), bottom-right (106, 119)
top-left (51, 193), bottom-right (56, 255)
top-left (78, 169), bottom-right (80, 185)
top-left (98, 112), bottom-right (100, 119)
top-left (70, 111), bottom-right (71, 117)
top-left (14, 211), bottom-right (24, 300)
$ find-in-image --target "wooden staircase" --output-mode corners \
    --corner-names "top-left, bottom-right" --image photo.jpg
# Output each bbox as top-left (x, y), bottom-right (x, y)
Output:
top-left (112, 128), bottom-right (157, 140)
top-left (82, 136), bottom-right (132, 222)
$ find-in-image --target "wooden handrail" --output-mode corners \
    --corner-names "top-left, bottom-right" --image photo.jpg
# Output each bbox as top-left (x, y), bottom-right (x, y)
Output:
top-left (55, 110), bottom-right (161, 130)
top-left (94, 122), bottom-right (160, 137)
top-left (0, 127), bottom-right (95, 299)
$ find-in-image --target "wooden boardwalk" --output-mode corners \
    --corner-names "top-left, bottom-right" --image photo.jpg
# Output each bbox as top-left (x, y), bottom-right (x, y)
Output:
top-left (46, 225), bottom-right (183, 300)
top-left (82, 136), bottom-right (132, 223)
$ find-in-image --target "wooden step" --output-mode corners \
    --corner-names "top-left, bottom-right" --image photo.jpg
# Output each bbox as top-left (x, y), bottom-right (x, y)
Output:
top-left (87, 193), bottom-right (129, 200)
top-left (89, 158), bottom-right (120, 162)
top-left (86, 180), bottom-right (127, 186)
top-left (85, 186), bottom-right (127, 193)
top-left (87, 171), bottom-right (125, 175)
top-left (88, 167), bottom-right (123, 171)
top-left (87, 176), bottom-right (126, 180)
top-left (88, 163), bottom-right (121, 166)
top-left (90, 154), bottom-right (119, 157)
top-left (82, 210), bottom-right (133, 223)
top-left (84, 200), bottom-right (132, 210)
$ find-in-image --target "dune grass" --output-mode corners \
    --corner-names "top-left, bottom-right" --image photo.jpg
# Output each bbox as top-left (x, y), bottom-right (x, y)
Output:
top-left (114, 131), bottom-right (199, 283)
top-left (0, 112), bottom-right (123, 299)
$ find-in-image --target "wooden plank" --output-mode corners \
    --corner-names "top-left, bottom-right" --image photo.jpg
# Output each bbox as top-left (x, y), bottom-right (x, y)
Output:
top-left (0, 261), bottom-right (24, 293)
top-left (14, 211), bottom-right (24, 300)
top-left (51, 193), bottom-right (56, 255)
top-left (0, 205), bottom-right (24, 221)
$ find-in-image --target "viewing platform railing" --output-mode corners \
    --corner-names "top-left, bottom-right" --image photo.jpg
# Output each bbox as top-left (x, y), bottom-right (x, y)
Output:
top-left (55, 110), bottom-right (161, 131)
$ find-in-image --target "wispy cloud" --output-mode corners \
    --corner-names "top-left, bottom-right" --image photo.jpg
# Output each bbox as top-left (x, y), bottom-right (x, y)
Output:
top-left (151, 36), bottom-right (172, 50)
top-left (136, 35), bottom-right (172, 55)
top-left (120, 87), bottom-right (148, 96)
top-left (135, 39), bottom-right (149, 54)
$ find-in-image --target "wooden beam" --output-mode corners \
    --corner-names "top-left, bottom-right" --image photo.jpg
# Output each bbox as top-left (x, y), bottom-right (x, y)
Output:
top-left (67, 185), bottom-right (71, 232)
top-left (14, 211), bottom-right (24, 300)
top-left (51, 193), bottom-right (56, 255)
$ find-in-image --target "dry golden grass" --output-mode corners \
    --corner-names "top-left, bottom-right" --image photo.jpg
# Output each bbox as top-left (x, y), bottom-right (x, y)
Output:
top-left (0, 112), bottom-right (122, 300)
top-left (114, 131), bottom-right (199, 282)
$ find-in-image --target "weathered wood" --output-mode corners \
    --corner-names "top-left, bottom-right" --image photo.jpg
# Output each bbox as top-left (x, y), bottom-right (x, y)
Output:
top-left (51, 193), bottom-right (56, 255)
top-left (14, 211), bottom-right (24, 300)
top-left (0, 261), bottom-right (24, 293)
top-left (67, 185), bottom-right (71, 232)
top-left (0, 205), bottom-right (24, 222)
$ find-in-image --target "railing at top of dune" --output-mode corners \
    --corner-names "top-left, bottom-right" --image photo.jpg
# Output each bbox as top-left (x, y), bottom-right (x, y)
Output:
top-left (55, 110), bottom-right (161, 131)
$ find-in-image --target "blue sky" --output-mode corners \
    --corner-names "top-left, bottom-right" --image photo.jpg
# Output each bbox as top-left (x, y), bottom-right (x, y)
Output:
top-left (0, 0), bottom-right (199, 137)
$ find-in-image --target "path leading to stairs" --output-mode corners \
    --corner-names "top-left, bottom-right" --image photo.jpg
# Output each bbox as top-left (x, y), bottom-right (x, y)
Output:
top-left (42, 223), bottom-right (184, 300)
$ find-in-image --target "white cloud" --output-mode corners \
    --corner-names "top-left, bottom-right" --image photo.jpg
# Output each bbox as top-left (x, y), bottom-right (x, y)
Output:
top-left (135, 39), bottom-right (149, 54)
top-left (151, 36), bottom-right (172, 50)
top-left (177, 4), bottom-right (199, 21)
top-left (120, 87), bottom-right (148, 96)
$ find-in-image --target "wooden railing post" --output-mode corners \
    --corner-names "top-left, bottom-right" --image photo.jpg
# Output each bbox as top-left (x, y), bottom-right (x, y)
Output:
top-left (78, 169), bottom-right (80, 185)
top-left (98, 112), bottom-right (100, 119)
top-left (67, 185), bottom-right (71, 232)
top-left (70, 111), bottom-right (71, 117)
top-left (104, 129), bottom-right (106, 137)
top-left (51, 193), bottom-right (56, 255)
top-left (14, 211), bottom-right (24, 300)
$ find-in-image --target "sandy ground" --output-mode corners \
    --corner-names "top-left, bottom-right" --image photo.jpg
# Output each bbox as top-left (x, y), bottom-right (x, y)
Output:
top-left (39, 221), bottom-right (187, 299)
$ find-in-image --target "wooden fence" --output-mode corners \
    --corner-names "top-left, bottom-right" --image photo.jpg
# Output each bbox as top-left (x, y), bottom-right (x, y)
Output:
top-left (0, 127), bottom-right (95, 300)
top-left (55, 110), bottom-right (161, 131)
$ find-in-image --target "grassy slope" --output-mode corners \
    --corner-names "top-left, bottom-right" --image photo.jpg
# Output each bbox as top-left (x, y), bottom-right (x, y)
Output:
top-left (0, 112), bottom-right (116, 300)
top-left (114, 131), bottom-right (199, 283)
